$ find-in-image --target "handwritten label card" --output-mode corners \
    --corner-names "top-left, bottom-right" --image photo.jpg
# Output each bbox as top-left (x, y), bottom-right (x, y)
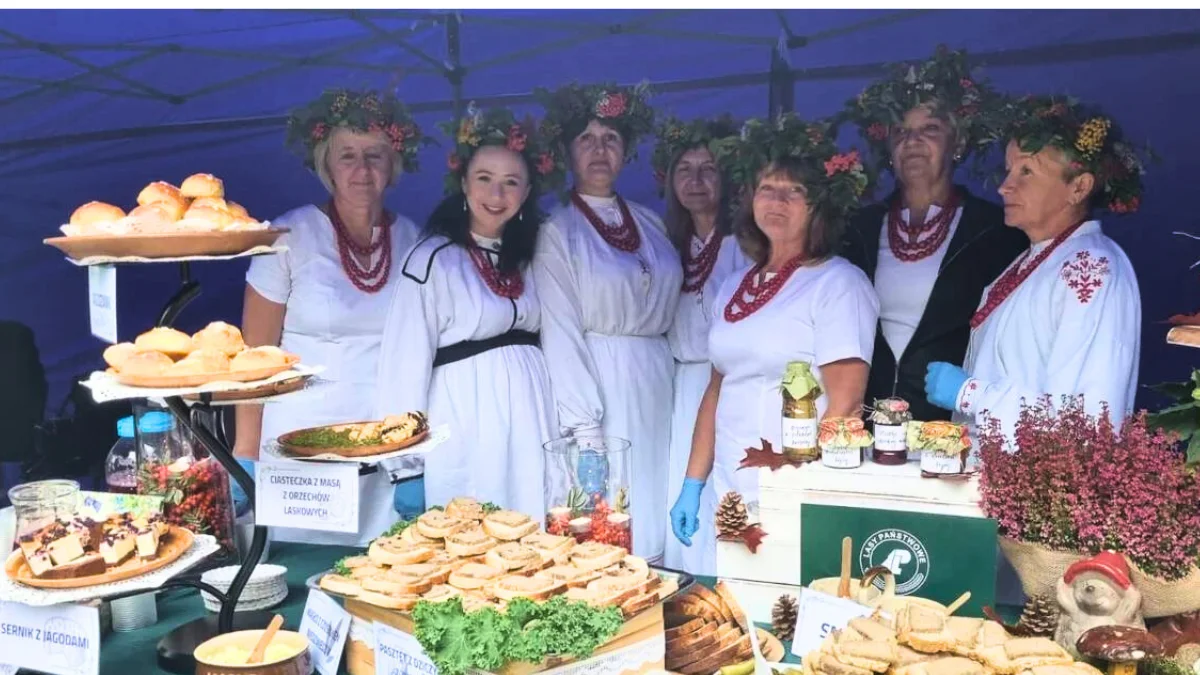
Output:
top-left (373, 622), bottom-right (438, 675)
top-left (0, 601), bottom-right (100, 675)
top-left (255, 462), bottom-right (359, 533)
top-left (87, 265), bottom-right (117, 345)
top-left (789, 588), bottom-right (877, 659)
top-left (299, 590), bottom-right (351, 675)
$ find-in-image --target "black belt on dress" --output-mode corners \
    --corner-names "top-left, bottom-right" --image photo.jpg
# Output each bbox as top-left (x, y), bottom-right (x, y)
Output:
top-left (432, 329), bottom-right (540, 368)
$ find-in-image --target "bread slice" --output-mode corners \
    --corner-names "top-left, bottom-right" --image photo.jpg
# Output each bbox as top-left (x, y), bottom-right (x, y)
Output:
top-left (390, 562), bottom-right (452, 585)
top-left (848, 616), bottom-right (898, 644)
top-left (667, 626), bottom-right (720, 659)
top-left (482, 510), bottom-right (539, 541)
top-left (491, 574), bottom-right (564, 602)
top-left (570, 542), bottom-right (630, 571)
top-left (445, 497), bottom-right (488, 521)
top-left (361, 573), bottom-right (433, 596)
top-left (399, 524), bottom-right (441, 547)
top-left (974, 638), bottom-right (1073, 674)
top-left (1025, 665), bottom-right (1104, 675)
top-left (319, 573), bottom-right (362, 597)
top-left (444, 528), bottom-right (499, 557)
top-left (680, 632), bottom-right (752, 674)
top-left (357, 589), bottom-right (420, 611)
top-left (367, 537), bottom-right (436, 567)
top-left (807, 652), bottom-right (874, 675)
top-left (946, 617), bottom-right (985, 654)
top-left (897, 604), bottom-right (956, 653)
top-left (672, 593), bottom-right (723, 623)
top-left (689, 584), bottom-right (735, 624)
top-left (714, 581), bottom-right (749, 631)
top-left (422, 584), bottom-right (463, 603)
top-left (351, 564), bottom-right (388, 580)
top-left (416, 511), bottom-right (468, 539)
top-left (896, 657), bottom-right (987, 675)
top-left (521, 532), bottom-right (575, 561)
top-left (620, 590), bottom-right (660, 617)
top-left (448, 562), bottom-right (505, 591)
top-left (535, 565), bottom-right (601, 589)
top-left (485, 542), bottom-right (542, 571)
top-left (665, 616), bottom-right (707, 642)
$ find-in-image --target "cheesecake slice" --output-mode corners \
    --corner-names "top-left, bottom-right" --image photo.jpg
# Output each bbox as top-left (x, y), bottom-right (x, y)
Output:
top-left (45, 525), bottom-right (86, 566)
top-left (100, 528), bottom-right (137, 566)
top-left (135, 526), bottom-right (161, 560)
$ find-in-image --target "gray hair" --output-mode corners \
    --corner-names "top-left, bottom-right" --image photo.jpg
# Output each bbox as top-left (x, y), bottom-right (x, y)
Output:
top-left (311, 132), bottom-right (404, 195)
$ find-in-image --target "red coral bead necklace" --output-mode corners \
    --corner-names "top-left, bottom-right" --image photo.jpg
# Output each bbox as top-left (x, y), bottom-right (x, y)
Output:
top-left (970, 219), bottom-right (1086, 329)
top-left (682, 230), bottom-right (722, 293)
top-left (887, 190), bottom-right (961, 262)
top-left (572, 191), bottom-right (642, 253)
top-left (467, 243), bottom-right (524, 299)
top-left (723, 252), bottom-right (806, 322)
top-left (328, 199), bottom-right (393, 294)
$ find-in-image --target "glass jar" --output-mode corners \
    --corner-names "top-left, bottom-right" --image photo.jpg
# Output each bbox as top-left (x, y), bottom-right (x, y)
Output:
top-left (105, 417), bottom-right (139, 494)
top-left (8, 479), bottom-right (80, 544)
top-left (869, 398), bottom-right (912, 466)
top-left (134, 409), bottom-right (236, 558)
top-left (543, 436), bottom-right (632, 553)
top-left (781, 392), bottom-right (819, 461)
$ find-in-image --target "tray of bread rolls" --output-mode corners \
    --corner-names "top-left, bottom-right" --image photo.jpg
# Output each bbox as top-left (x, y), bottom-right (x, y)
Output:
top-left (100, 322), bottom-right (306, 389)
top-left (4, 512), bottom-right (193, 590)
top-left (45, 174), bottom-right (286, 261)
top-left (308, 497), bottom-right (693, 618)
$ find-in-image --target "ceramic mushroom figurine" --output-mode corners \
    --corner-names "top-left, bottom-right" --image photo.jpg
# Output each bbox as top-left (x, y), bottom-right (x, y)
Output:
top-left (1055, 552), bottom-right (1146, 658)
top-left (1076, 625), bottom-right (1164, 675)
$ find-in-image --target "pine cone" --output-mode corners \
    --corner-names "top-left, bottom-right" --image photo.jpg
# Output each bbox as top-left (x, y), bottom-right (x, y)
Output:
top-left (716, 492), bottom-right (749, 537)
top-left (772, 594), bottom-right (798, 643)
top-left (1017, 594), bottom-right (1059, 638)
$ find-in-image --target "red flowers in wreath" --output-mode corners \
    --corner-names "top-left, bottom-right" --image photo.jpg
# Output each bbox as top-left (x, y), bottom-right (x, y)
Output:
top-left (595, 92), bottom-right (628, 119)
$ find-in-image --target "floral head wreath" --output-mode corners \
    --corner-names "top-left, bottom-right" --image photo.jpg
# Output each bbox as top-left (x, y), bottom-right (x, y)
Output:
top-left (437, 103), bottom-right (568, 196)
top-left (712, 114), bottom-right (875, 226)
top-left (535, 81), bottom-right (655, 164)
top-left (998, 94), bottom-right (1150, 214)
top-left (841, 45), bottom-right (1008, 175)
top-left (285, 88), bottom-right (429, 173)
top-left (650, 114), bottom-right (741, 197)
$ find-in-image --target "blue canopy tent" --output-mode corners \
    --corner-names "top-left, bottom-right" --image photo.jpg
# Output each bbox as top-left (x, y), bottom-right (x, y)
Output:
top-left (1, 8), bottom-right (1198, 410)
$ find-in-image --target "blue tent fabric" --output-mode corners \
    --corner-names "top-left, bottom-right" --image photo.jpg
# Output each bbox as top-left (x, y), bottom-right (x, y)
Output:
top-left (1, 8), bottom-right (1198, 410)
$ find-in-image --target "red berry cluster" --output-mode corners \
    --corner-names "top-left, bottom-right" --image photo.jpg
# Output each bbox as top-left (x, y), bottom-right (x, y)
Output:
top-left (138, 458), bottom-right (235, 555)
top-left (588, 498), bottom-right (632, 553)
top-left (545, 512), bottom-right (571, 537)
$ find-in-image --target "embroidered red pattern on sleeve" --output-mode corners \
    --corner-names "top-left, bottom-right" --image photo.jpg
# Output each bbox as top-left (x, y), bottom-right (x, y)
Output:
top-left (1060, 250), bottom-right (1110, 304)
top-left (957, 378), bottom-right (981, 414)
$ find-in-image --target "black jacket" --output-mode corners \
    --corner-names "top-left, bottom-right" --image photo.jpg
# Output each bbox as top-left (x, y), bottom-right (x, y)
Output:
top-left (840, 187), bottom-right (1028, 423)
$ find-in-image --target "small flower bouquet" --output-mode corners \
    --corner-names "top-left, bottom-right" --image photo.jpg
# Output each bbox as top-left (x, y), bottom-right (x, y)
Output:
top-left (818, 417), bottom-right (872, 469)
top-left (979, 395), bottom-right (1200, 615)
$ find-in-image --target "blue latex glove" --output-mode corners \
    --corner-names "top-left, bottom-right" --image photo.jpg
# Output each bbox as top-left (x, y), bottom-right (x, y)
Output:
top-left (393, 476), bottom-right (426, 520)
top-left (230, 458), bottom-right (256, 517)
top-left (925, 362), bottom-right (970, 411)
top-left (669, 477), bottom-right (706, 546)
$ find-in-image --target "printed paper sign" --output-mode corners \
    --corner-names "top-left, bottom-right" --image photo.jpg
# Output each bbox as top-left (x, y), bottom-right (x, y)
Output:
top-left (255, 462), bottom-right (359, 533)
top-left (299, 590), bottom-right (351, 675)
top-left (87, 265), bottom-right (117, 344)
top-left (78, 491), bottom-right (164, 521)
top-left (373, 622), bottom-right (438, 675)
top-left (789, 588), bottom-right (876, 659)
top-left (0, 601), bottom-right (100, 675)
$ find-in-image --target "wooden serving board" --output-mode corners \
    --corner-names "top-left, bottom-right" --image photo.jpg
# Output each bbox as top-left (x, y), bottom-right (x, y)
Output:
top-left (4, 526), bottom-right (194, 589)
top-left (278, 423), bottom-right (429, 459)
top-left (183, 373), bottom-right (310, 401)
top-left (112, 358), bottom-right (299, 388)
top-left (44, 228), bottom-right (286, 260)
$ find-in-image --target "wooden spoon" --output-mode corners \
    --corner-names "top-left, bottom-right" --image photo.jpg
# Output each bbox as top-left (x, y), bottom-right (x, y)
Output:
top-left (837, 536), bottom-right (852, 599)
top-left (945, 592), bottom-right (972, 616)
top-left (247, 614), bottom-right (285, 665)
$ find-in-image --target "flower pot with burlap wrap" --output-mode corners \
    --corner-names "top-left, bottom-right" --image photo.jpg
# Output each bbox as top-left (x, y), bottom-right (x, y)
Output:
top-left (1127, 557), bottom-right (1200, 618)
top-left (998, 536), bottom-right (1086, 598)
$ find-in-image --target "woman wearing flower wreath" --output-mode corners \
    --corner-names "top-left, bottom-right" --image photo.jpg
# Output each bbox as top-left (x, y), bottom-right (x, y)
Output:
top-left (840, 46), bottom-right (1027, 425)
top-left (235, 89), bottom-right (428, 545)
top-left (651, 114), bottom-right (749, 571)
top-left (375, 105), bottom-right (565, 518)
top-left (669, 115), bottom-right (880, 574)
top-left (925, 95), bottom-right (1145, 446)
top-left (533, 82), bottom-right (682, 561)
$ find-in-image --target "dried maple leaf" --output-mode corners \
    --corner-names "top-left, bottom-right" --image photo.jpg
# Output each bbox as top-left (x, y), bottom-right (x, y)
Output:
top-left (718, 523), bottom-right (770, 554)
top-left (739, 438), bottom-right (816, 471)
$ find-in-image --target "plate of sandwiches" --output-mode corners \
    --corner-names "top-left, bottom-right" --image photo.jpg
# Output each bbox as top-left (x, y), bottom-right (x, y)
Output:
top-left (277, 412), bottom-right (431, 459)
top-left (314, 497), bottom-right (691, 617)
top-left (5, 512), bottom-right (193, 589)
top-left (45, 174), bottom-right (286, 260)
top-left (102, 321), bottom-right (302, 389)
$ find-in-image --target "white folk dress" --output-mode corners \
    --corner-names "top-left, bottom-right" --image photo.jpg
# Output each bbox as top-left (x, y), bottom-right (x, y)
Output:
top-left (663, 233), bottom-right (748, 572)
top-left (533, 194), bottom-right (683, 562)
top-left (245, 203), bottom-right (419, 546)
top-left (688, 257), bottom-right (879, 574)
top-left (954, 220), bottom-right (1141, 449)
top-left (374, 233), bottom-right (556, 519)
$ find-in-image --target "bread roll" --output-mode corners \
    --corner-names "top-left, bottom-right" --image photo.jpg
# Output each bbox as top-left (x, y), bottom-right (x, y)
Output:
top-left (230, 346), bottom-right (292, 371)
top-left (183, 205), bottom-right (234, 230)
top-left (70, 202), bottom-right (126, 228)
top-left (136, 181), bottom-right (182, 207)
top-left (225, 201), bottom-right (250, 219)
top-left (179, 173), bottom-right (224, 199)
top-left (167, 348), bottom-right (230, 375)
top-left (102, 342), bottom-right (139, 370)
top-left (134, 327), bottom-right (193, 357)
top-left (128, 203), bottom-right (182, 232)
top-left (119, 350), bottom-right (174, 376)
top-left (188, 197), bottom-right (230, 213)
top-left (192, 321), bottom-right (245, 356)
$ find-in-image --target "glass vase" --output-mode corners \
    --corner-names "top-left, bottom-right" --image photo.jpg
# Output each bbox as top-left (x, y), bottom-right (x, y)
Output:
top-left (543, 436), bottom-right (633, 553)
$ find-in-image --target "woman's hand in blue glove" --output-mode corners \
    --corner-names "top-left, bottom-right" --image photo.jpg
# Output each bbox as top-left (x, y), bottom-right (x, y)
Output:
top-left (925, 362), bottom-right (969, 411)
top-left (669, 477), bottom-right (705, 546)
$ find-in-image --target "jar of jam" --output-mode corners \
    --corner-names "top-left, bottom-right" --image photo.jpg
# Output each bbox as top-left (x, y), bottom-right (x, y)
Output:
top-left (818, 418), bottom-right (872, 470)
top-left (781, 362), bottom-right (822, 462)
top-left (869, 398), bottom-right (912, 465)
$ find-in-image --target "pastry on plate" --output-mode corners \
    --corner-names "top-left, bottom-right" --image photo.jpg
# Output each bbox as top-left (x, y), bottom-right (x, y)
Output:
top-left (179, 173), bottom-right (224, 200)
top-left (230, 345), bottom-right (292, 371)
top-left (118, 350), bottom-right (175, 377)
top-left (226, 200), bottom-right (250, 219)
top-left (128, 203), bottom-right (182, 232)
top-left (70, 201), bottom-right (126, 231)
top-left (192, 321), bottom-right (245, 356)
top-left (183, 204), bottom-right (234, 230)
top-left (137, 181), bottom-right (182, 207)
top-left (102, 342), bottom-right (139, 370)
top-left (167, 348), bottom-right (231, 376)
top-left (134, 326), bottom-right (194, 357)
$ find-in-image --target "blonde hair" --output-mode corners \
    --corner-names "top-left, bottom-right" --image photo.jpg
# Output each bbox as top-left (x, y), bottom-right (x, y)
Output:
top-left (311, 130), bottom-right (404, 195)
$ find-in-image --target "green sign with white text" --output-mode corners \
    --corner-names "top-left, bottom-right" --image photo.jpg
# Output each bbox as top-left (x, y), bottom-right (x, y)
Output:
top-left (800, 504), bottom-right (997, 617)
